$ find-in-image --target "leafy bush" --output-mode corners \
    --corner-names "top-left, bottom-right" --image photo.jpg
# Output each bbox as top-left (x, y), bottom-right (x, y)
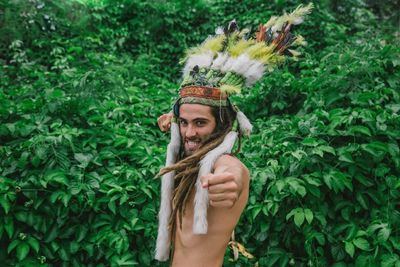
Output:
top-left (1, 0), bottom-right (399, 266)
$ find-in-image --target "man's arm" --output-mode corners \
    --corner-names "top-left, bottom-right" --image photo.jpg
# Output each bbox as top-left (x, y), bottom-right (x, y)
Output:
top-left (201, 155), bottom-right (250, 208)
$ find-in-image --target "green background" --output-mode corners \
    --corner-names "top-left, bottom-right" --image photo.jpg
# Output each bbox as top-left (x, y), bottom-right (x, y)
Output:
top-left (0, 0), bottom-right (399, 266)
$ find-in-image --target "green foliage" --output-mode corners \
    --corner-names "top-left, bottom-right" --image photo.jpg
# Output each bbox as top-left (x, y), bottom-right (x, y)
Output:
top-left (1, 0), bottom-right (399, 266)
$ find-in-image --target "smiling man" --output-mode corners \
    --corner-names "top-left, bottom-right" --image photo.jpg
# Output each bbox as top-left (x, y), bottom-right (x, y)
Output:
top-left (155, 5), bottom-right (313, 266)
top-left (156, 86), bottom-right (251, 266)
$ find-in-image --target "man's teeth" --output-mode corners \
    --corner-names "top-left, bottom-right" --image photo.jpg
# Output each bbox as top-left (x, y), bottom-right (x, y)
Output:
top-left (188, 141), bottom-right (199, 145)
top-left (187, 141), bottom-right (200, 149)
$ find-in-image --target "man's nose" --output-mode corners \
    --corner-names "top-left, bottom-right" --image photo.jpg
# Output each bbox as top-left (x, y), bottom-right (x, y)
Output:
top-left (185, 124), bottom-right (197, 138)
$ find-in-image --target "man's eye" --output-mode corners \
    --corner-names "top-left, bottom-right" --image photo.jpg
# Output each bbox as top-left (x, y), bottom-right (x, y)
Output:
top-left (196, 121), bottom-right (205, 126)
top-left (180, 120), bottom-right (187, 126)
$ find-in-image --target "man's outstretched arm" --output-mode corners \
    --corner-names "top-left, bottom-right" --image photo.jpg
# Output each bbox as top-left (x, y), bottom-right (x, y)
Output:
top-left (201, 154), bottom-right (250, 208)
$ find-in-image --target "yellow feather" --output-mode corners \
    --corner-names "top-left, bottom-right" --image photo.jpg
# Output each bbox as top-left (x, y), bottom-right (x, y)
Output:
top-left (271, 15), bottom-right (287, 31)
top-left (246, 43), bottom-right (274, 60)
top-left (264, 16), bottom-right (278, 29)
top-left (288, 49), bottom-right (301, 57)
top-left (293, 35), bottom-right (307, 46)
top-left (184, 35), bottom-right (226, 58)
top-left (229, 39), bottom-right (255, 57)
top-left (286, 3), bottom-right (314, 24)
top-left (290, 3), bottom-right (314, 18)
top-left (203, 35), bottom-right (226, 52)
top-left (225, 32), bottom-right (241, 52)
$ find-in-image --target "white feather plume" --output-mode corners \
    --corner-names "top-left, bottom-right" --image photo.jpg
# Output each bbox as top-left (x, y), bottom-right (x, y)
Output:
top-left (183, 51), bottom-right (214, 77)
top-left (236, 111), bottom-right (253, 136)
top-left (220, 56), bottom-right (236, 73)
top-left (211, 52), bottom-right (229, 70)
top-left (293, 17), bottom-right (304, 25)
top-left (230, 54), bottom-right (257, 76)
top-left (244, 61), bottom-right (265, 86)
top-left (155, 122), bottom-right (181, 261)
top-left (215, 26), bottom-right (224, 35)
top-left (193, 131), bottom-right (238, 234)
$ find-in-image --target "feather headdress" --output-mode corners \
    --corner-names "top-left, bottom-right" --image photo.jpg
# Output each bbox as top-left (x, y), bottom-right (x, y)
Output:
top-left (155, 3), bottom-right (313, 261)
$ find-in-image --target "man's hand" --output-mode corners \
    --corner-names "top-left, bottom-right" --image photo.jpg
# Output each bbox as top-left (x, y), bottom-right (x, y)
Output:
top-left (201, 172), bottom-right (242, 208)
top-left (157, 112), bottom-right (173, 132)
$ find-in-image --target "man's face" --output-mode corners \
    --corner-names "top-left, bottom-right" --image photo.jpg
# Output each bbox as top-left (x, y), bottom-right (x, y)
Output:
top-left (179, 104), bottom-right (217, 156)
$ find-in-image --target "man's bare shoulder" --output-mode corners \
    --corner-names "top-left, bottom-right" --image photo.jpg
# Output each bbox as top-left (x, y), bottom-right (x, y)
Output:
top-left (214, 154), bottom-right (250, 178)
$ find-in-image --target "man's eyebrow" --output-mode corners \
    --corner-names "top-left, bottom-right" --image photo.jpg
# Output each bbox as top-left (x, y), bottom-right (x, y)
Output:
top-left (179, 117), bottom-right (210, 121)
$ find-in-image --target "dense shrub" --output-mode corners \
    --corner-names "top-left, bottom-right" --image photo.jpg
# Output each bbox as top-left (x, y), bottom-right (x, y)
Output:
top-left (1, 0), bottom-right (399, 266)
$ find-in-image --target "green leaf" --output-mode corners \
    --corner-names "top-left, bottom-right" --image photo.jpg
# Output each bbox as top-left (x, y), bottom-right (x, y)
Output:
top-left (301, 137), bottom-right (319, 147)
top-left (74, 153), bottom-right (93, 168)
top-left (14, 211), bottom-right (28, 223)
top-left (69, 241), bottom-right (80, 253)
top-left (58, 247), bottom-right (69, 261)
top-left (252, 205), bottom-right (262, 220)
top-left (353, 238), bottom-right (370, 251)
top-left (286, 209), bottom-right (296, 221)
top-left (381, 254), bottom-right (400, 267)
top-left (291, 149), bottom-right (307, 161)
top-left (62, 193), bottom-right (71, 207)
top-left (43, 224), bottom-right (59, 243)
top-left (361, 142), bottom-right (388, 156)
top-left (385, 104), bottom-right (400, 113)
top-left (314, 232), bottom-right (325, 245)
top-left (108, 199), bottom-right (117, 215)
top-left (356, 192), bottom-right (368, 209)
top-left (7, 239), bottom-right (20, 254)
top-left (275, 180), bottom-right (285, 192)
top-left (345, 241), bottom-right (355, 258)
top-left (16, 242), bottom-right (30, 261)
top-left (377, 227), bottom-right (391, 242)
top-left (27, 237), bottom-right (40, 253)
top-left (287, 178), bottom-right (307, 197)
top-left (141, 186), bottom-right (153, 199)
top-left (349, 126), bottom-right (371, 136)
top-left (312, 147), bottom-right (324, 157)
top-left (338, 152), bottom-right (354, 163)
top-left (0, 194), bottom-right (11, 214)
top-left (49, 191), bottom-right (64, 203)
top-left (388, 142), bottom-right (400, 156)
top-left (294, 210), bottom-right (305, 227)
top-left (76, 226), bottom-right (88, 242)
top-left (87, 178), bottom-right (100, 189)
top-left (112, 252), bottom-right (139, 266)
top-left (4, 216), bottom-right (14, 238)
top-left (323, 173), bottom-right (332, 190)
top-left (45, 170), bottom-right (68, 186)
top-left (304, 209), bottom-right (314, 224)
top-left (69, 183), bottom-right (82, 195)
top-left (319, 145), bottom-right (336, 155)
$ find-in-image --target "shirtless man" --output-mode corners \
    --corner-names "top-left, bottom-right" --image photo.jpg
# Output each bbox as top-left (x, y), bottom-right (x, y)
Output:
top-left (157, 104), bottom-right (250, 267)
top-left (155, 5), bottom-right (311, 264)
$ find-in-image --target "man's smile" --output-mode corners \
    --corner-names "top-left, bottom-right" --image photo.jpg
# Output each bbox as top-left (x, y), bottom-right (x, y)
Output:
top-left (185, 139), bottom-right (201, 151)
